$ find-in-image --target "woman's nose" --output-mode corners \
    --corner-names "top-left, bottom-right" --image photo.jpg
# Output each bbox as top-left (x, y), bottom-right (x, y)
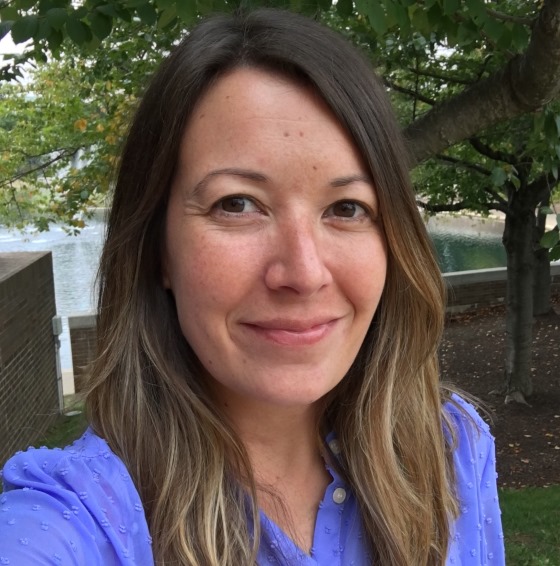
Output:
top-left (263, 221), bottom-right (333, 296)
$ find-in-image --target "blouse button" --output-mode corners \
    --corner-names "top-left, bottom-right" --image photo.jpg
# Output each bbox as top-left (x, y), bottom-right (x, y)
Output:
top-left (329, 440), bottom-right (341, 455)
top-left (332, 487), bottom-right (347, 504)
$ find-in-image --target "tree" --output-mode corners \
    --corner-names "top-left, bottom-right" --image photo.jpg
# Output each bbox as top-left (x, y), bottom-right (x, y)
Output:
top-left (1, 0), bottom-right (559, 402)
top-left (0, 22), bottom-right (176, 229)
top-left (358, 6), bottom-right (560, 403)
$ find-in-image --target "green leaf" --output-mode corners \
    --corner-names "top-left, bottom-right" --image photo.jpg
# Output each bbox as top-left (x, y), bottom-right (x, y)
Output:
top-left (555, 115), bottom-right (560, 137)
top-left (96, 4), bottom-right (119, 17)
top-left (155, 0), bottom-right (175, 8)
top-left (10, 15), bottom-right (39, 43)
top-left (47, 27), bottom-right (63, 50)
top-left (157, 5), bottom-right (177, 28)
top-left (316, 0), bottom-right (332, 13)
top-left (16, 0), bottom-right (37, 10)
top-left (465, 0), bottom-right (486, 20)
top-left (136, 4), bottom-right (157, 25)
top-left (539, 206), bottom-right (554, 215)
top-left (533, 111), bottom-right (545, 134)
top-left (46, 8), bottom-right (67, 30)
top-left (36, 16), bottom-right (51, 40)
top-left (125, 0), bottom-right (150, 7)
top-left (497, 25), bottom-right (512, 50)
top-left (483, 17), bottom-right (503, 43)
top-left (410, 5), bottom-right (430, 36)
top-left (427, 3), bottom-right (442, 27)
top-left (89, 11), bottom-right (112, 39)
top-left (336, 0), bottom-right (353, 18)
top-left (0, 7), bottom-right (18, 22)
top-left (66, 17), bottom-right (91, 45)
top-left (540, 228), bottom-right (559, 249)
top-left (176, 0), bottom-right (197, 24)
top-left (550, 245), bottom-right (560, 262)
top-left (443, 0), bottom-right (459, 17)
top-left (543, 113), bottom-right (558, 142)
top-left (355, 0), bottom-right (387, 36)
top-left (114, 6), bottom-right (133, 22)
top-left (491, 167), bottom-right (507, 187)
top-left (392, 1), bottom-right (409, 30)
top-left (511, 23), bottom-right (529, 51)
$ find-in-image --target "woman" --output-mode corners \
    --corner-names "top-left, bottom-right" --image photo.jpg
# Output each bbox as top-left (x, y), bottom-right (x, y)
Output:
top-left (1, 9), bottom-right (504, 565)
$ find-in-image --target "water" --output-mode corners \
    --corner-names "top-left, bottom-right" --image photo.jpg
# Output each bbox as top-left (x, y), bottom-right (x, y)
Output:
top-left (428, 215), bottom-right (507, 273)
top-left (0, 215), bottom-right (507, 370)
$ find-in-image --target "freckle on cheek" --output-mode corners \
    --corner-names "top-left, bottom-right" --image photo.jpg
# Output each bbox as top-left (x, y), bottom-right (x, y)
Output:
top-left (312, 165), bottom-right (317, 171)
top-left (299, 131), bottom-right (304, 137)
top-left (283, 131), bottom-right (290, 137)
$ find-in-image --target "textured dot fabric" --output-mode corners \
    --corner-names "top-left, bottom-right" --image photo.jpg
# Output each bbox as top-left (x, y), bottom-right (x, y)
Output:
top-left (1, 396), bottom-right (505, 565)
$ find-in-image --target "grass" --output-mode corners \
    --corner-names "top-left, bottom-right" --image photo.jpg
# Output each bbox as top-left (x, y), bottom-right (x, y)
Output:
top-left (39, 412), bottom-right (559, 565)
top-left (500, 486), bottom-right (560, 566)
top-left (39, 398), bottom-right (88, 449)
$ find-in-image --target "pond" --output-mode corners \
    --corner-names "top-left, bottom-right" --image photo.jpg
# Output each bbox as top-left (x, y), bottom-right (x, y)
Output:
top-left (0, 216), bottom-right (507, 370)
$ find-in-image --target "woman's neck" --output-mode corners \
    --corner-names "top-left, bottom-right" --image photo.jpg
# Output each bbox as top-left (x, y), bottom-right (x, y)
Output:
top-left (216, 397), bottom-right (331, 554)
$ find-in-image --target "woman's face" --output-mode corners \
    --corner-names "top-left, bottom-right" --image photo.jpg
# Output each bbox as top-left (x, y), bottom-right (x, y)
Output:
top-left (163, 67), bottom-right (387, 411)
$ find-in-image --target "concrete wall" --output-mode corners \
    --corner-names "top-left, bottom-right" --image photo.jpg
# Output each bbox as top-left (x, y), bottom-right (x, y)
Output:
top-left (446, 263), bottom-right (560, 312)
top-left (67, 263), bottom-right (560, 387)
top-left (0, 252), bottom-right (60, 464)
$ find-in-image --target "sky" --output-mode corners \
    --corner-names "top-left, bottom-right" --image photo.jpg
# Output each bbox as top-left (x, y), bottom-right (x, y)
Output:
top-left (0, 32), bottom-right (27, 55)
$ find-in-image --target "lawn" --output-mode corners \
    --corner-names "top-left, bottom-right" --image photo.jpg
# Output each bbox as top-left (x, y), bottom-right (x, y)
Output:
top-left (500, 486), bottom-right (560, 566)
top-left (39, 411), bottom-right (559, 565)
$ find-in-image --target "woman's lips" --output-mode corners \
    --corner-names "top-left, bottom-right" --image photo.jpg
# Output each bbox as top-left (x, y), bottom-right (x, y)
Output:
top-left (241, 319), bottom-right (339, 346)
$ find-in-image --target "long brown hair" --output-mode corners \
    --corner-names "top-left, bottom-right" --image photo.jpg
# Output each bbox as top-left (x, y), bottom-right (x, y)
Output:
top-left (86, 9), bottom-right (457, 564)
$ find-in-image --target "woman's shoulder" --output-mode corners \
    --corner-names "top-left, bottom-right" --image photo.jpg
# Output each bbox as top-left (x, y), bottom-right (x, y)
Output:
top-left (1, 429), bottom-right (153, 565)
top-left (444, 393), bottom-right (494, 446)
top-left (3, 428), bottom-right (134, 495)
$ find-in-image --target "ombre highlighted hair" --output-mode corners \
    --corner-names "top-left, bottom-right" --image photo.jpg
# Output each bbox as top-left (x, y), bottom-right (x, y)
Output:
top-left (86, 9), bottom-right (458, 565)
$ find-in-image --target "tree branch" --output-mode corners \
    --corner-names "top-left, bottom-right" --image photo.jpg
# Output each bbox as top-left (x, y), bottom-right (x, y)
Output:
top-left (384, 78), bottom-right (436, 105)
top-left (404, 0), bottom-right (560, 166)
top-left (0, 147), bottom-right (82, 189)
top-left (434, 153), bottom-right (491, 176)
top-left (486, 8), bottom-right (535, 27)
top-left (469, 137), bottom-right (518, 165)
top-left (431, 154), bottom-right (509, 207)
top-left (405, 67), bottom-right (475, 86)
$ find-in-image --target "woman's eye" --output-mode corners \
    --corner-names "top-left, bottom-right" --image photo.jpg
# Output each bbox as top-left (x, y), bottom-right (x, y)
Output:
top-left (327, 201), bottom-right (369, 219)
top-left (216, 196), bottom-right (259, 214)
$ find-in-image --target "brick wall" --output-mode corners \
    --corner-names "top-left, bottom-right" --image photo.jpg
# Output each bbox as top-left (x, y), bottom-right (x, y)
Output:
top-left (0, 252), bottom-right (60, 465)
top-left (69, 313), bottom-right (97, 393)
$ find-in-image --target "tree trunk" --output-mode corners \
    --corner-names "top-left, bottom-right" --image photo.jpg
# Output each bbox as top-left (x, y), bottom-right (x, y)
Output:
top-left (533, 208), bottom-right (553, 316)
top-left (503, 202), bottom-right (535, 402)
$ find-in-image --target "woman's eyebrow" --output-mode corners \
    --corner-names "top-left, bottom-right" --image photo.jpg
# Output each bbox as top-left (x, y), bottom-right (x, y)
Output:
top-left (329, 174), bottom-right (373, 188)
top-left (191, 168), bottom-right (270, 198)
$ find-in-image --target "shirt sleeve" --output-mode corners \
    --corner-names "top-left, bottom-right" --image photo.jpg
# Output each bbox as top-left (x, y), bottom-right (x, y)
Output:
top-left (446, 396), bottom-right (506, 566)
top-left (0, 432), bottom-right (153, 565)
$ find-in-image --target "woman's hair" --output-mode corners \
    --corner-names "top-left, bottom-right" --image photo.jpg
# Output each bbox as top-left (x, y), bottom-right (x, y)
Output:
top-left (86, 9), bottom-right (457, 565)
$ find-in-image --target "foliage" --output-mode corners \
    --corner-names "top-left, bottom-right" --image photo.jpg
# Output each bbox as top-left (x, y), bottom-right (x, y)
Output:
top-left (1, 0), bottom-right (558, 233)
top-left (0, 21), bottom-right (176, 230)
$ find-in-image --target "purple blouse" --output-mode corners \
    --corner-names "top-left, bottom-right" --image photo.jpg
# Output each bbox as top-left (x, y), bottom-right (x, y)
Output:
top-left (0, 396), bottom-right (505, 565)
